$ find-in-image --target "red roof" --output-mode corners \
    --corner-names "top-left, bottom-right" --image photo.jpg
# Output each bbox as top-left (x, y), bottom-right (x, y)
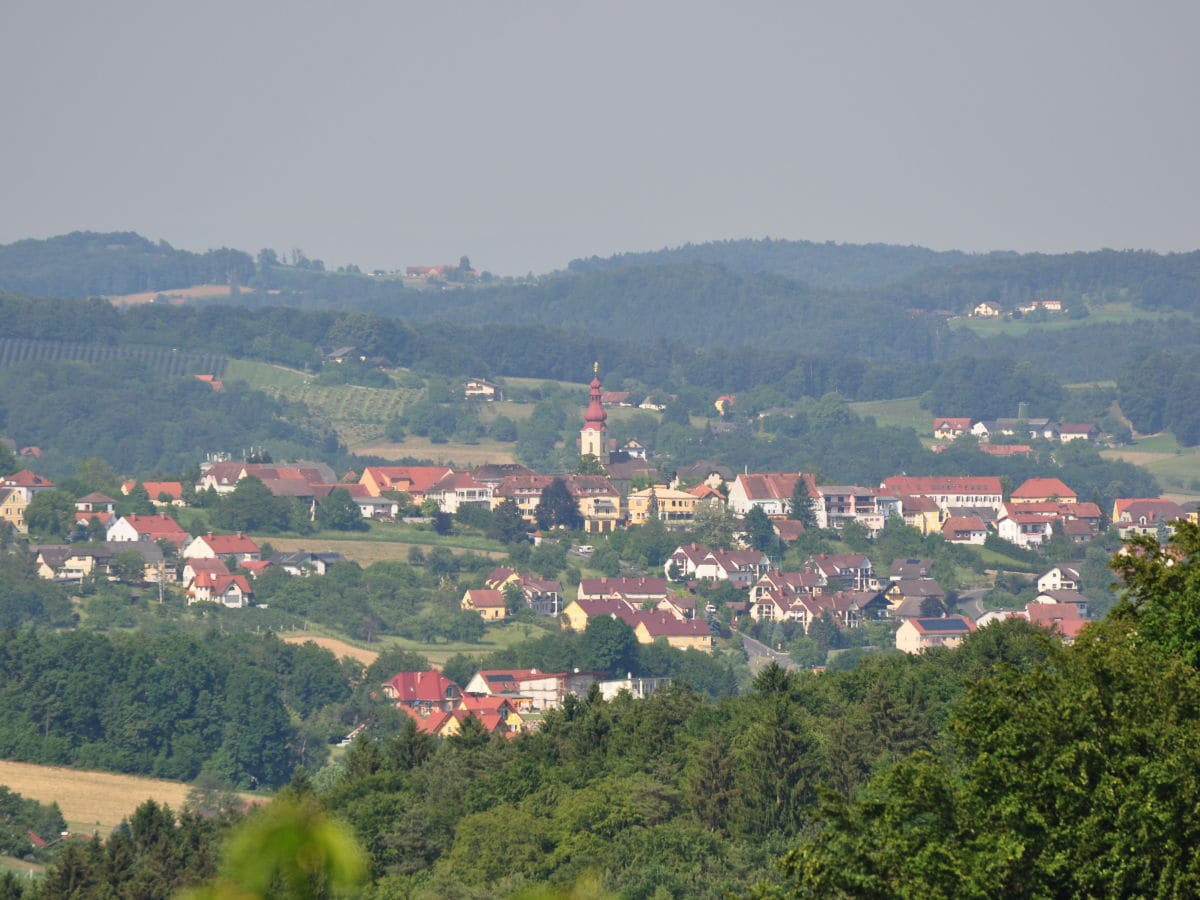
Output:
top-left (1011, 478), bottom-right (1077, 500)
top-left (464, 588), bottom-right (506, 608)
top-left (142, 481), bottom-right (183, 500)
top-left (196, 533), bottom-right (260, 555)
top-left (633, 613), bottom-right (712, 639)
top-left (933, 417), bottom-right (972, 430)
top-left (579, 577), bottom-right (667, 598)
top-left (882, 476), bottom-right (1002, 496)
top-left (1, 469), bottom-right (54, 489)
top-left (735, 472), bottom-right (819, 503)
top-left (363, 466), bottom-right (455, 494)
top-left (383, 670), bottom-right (462, 704)
top-left (120, 514), bottom-right (189, 539)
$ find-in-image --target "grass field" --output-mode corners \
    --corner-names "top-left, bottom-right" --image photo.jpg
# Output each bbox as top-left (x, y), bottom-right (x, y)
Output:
top-left (950, 302), bottom-right (1194, 338)
top-left (848, 396), bottom-right (928, 433)
top-left (266, 534), bottom-right (507, 565)
top-left (0, 761), bottom-right (242, 834)
top-left (352, 435), bottom-right (518, 464)
top-left (1102, 434), bottom-right (1200, 500)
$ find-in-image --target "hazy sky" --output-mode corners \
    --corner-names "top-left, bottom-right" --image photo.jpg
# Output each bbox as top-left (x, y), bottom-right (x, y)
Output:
top-left (3, 2), bottom-right (1198, 274)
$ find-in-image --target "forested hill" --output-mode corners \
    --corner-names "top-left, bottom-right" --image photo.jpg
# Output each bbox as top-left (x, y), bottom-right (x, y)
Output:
top-left (0, 231), bottom-right (255, 297)
top-left (565, 237), bottom-right (994, 289)
top-left (890, 248), bottom-right (1200, 313)
top-left (385, 263), bottom-right (936, 353)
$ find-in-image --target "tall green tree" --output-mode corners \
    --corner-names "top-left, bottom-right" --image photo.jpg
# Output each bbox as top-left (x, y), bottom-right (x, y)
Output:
top-left (535, 478), bottom-right (583, 531)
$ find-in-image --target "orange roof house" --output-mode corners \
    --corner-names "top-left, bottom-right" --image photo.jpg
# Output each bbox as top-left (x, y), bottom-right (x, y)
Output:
top-left (1010, 478), bottom-right (1078, 504)
top-left (462, 588), bottom-right (508, 621)
top-left (359, 465), bottom-right (455, 500)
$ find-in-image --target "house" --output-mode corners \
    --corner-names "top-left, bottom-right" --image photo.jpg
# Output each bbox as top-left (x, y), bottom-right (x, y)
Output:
top-left (971, 301), bottom-right (1004, 318)
top-left (889, 558), bottom-right (934, 581)
top-left (886, 579), bottom-right (947, 617)
top-left (0, 469), bottom-right (56, 503)
top-left (996, 511), bottom-right (1054, 548)
top-left (818, 484), bottom-right (889, 531)
top-left (564, 475), bottom-right (622, 534)
top-left (899, 494), bottom-right (945, 535)
top-left (806, 553), bottom-right (878, 592)
top-left (1024, 600), bottom-right (1087, 642)
top-left (35, 541), bottom-right (169, 584)
top-left (881, 476), bottom-right (1004, 514)
top-left (143, 481), bottom-right (185, 505)
top-left (1034, 589), bottom-right (1090, 617)
top-left (359, 465), bottom-right (454, 501)
top-left (1058, 422), bottom-right (1099, 443)
top-left (462, 588), bottom-right (508, 621)
top-left (993, 418), bottom-right (1058, 441)
top-left (896, 616), bottom-right (976, 653)
top-left (463, 669), bottom-right (540, 699)
top-left (183, 533), bottom-right (262, 564)
top-left (671, 460), bottom-right (733, 490)
top-left (562, 598), bottom-right (640, 633)
top-left (632, 614), bottom-right (713, 653)
top-left (694, 549), bottom-right (772, 586)
top-left (941, 515), bottom-right (988, 545)
top-left (0, 488), bottom-right (29, 533)
top-left (665, 544), bottom-right (711, 580)
top-left (598, 676), bottom-right (672, 701)
top-left (106, 514), bottom-right (191, 550)
top-left (979, 443), bottom-right (1034, 458)
top-left (183, 557), bottom-right (230, 585)
top-left (727, 473), bottom-right (824, 525)
top-left (1112, 498), bottom-right (1186, 538)
top-left (381, 670), bottom-right (462, 716)
top-left (1010, 478), bottom-right (1078, 504)
top-left (577, 577), bottom-right (668, 604)
top-left (187, 572), bottom-right (253, 608)
top-left (410, 708), bottom-right (510, 739)
top-left (269, 551), bottom-right (346, 576)
top-left (933, 417), bottom-right (973, 441)
top-left (463, 378), bottom-right (503, 401)
top-left (464, 669), bottom-right (600, 712)
top-left (626, 486), bottom-right (700, 527)
top-left (773, 519), bottom-right (807, 544)
top-left (1037, 565), bottom-right (1081, 593)
top-left (426, 471), bottom-right (494, 514)
top-left (75, 492), bottom-right (117, 515)
top-left (514, 574), bottom-right (563, 617)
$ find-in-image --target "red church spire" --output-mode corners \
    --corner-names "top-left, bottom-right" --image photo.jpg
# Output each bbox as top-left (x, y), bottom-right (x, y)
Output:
top-left (583, 361), bottom-right (607, 431)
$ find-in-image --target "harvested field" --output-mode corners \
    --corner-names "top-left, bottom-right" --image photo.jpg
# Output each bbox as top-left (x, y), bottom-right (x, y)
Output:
top-left (352, 437), bottom-right (517, 465)
top-left (0, 761), bottom-right (221, 834)
top-left (105, 284), bottom-right (247, 305)
top-left (280, 634), bottom-right (379, 667)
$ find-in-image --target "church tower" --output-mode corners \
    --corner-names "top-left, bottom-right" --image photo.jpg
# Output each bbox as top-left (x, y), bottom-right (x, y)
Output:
top-left (580, 362), bottom-right (607, 460)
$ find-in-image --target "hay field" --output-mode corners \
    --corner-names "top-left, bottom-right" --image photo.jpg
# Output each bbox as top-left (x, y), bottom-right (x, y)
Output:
top-left (0, 761), bottom-right (194, 833)
top-left (280, 634), bottom-right (379, 667)
top-left (351, 436), bottom-right (517, 465)
top-left (106, 284), bottom-right (243, 305)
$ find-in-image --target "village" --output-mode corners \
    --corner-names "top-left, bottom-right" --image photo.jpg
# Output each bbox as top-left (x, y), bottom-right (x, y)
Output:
top-left (1, 366), bottom-right (1195, 741)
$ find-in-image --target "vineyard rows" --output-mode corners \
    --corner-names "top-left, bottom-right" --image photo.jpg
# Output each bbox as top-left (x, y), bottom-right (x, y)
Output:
top-left (0, 339), bottom-right (227, 377)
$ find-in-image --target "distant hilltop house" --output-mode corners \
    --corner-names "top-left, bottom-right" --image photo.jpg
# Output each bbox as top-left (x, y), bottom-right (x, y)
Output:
top-left (464, 378), bottom-right (504, 401)
top-left (1016, 299), bottom-right (1064, 314)
top-left (971, 301), bottom-right (1004, 318)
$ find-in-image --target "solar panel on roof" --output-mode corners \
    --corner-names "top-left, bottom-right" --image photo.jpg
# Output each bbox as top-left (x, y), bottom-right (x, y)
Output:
top-left (918, 618), bottom-right (970, 631)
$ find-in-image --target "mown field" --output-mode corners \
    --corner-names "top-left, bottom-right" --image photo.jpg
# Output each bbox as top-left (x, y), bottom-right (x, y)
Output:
top-left (0, 761), bottom-right (245, 834)
top-left (848, 396), bottom-right (928, 433)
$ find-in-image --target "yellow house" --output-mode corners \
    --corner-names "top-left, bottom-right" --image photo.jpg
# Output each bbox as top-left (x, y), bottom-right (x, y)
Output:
top-left (461, 588), bottom-right (508, 621)
top-left (562, 598), bottom-right (638, 632)
top-left (0, 488), bottom-right (29, 534)
top-left (633, 614), bottom-right (714, 653)
top-left (627, 485), bottom-right (701, 527)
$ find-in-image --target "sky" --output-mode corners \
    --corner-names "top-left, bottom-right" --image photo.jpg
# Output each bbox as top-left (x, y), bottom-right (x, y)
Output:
top-left (2, 1), bottom-right (1198, 275)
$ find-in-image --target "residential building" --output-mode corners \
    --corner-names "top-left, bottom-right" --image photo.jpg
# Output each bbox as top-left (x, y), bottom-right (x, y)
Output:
top-left (182, 532), bottom-right (262, 564)
top-left (1010, 477), bottom-right (1078, 504)
top-left (896, 616), bottom-right (976, 653)
top-left (880, 476), bottom-right (1004, 514)
top-left (728, 472), bottom-right (825, 525)
top-left (942, 515), bottom-right (988, 545)
top-left (933, 417), bottom-right (972, 441)
top-left (107, 514), bottom-right (191, 550)
top-left (462, 588), bottom-right (508, 620)
top-left (381, 670), bottom-right (462, 716)
top-left (1037, 565), bottom-right (1081, 593)
top-left (626, 485), bottom-right (700, 527)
